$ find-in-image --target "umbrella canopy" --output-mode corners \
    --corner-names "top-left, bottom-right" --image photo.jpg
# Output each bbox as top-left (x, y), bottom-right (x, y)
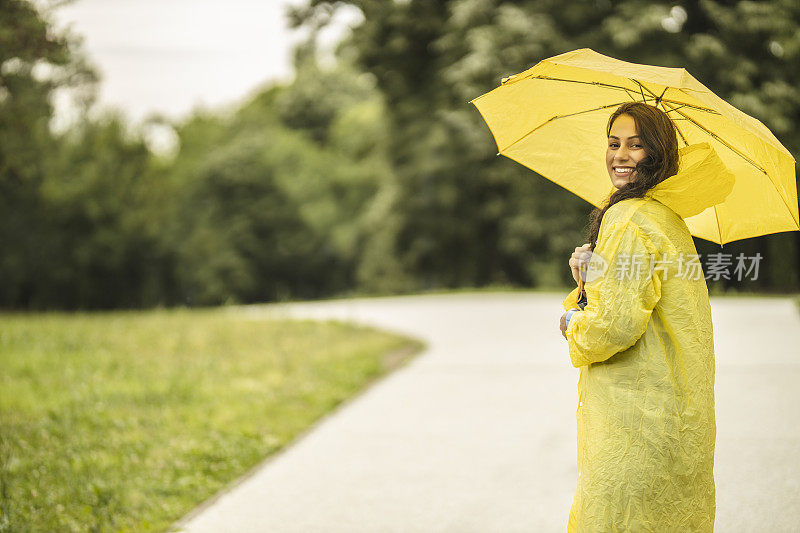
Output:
top-left (469, 47), bottom-right (799, 245)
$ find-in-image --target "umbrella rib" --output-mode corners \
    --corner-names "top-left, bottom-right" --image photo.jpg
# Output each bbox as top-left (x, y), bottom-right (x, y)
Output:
top-left (634, 78), bottom-right (647, 101)
top-left (662, 103), bottom-right (692, 114)
top-left (498, 101), bottom-right (631, 153)
top-left (532, 75), bottom-right (635, 94)
top-left (634, 84), bottom-right (692, 147)
top-left (636, 80), bottom-right (720, 114)
top-left (531, 76), bottom-right (722, 113)
top-left (660, 100), bottom-right (719, 114)
top-left (673, 119), bottom-right (690, 147)
top-left (668, 106), bottom-right (768, 174)
top-left (713, 203), bottom-right (723, 246)
top-left (635, 79), bottom-right (659, 100)
top-left (654, 99), bottom-right (690, 146)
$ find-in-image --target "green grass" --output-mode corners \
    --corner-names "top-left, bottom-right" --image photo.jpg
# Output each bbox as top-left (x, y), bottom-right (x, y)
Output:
top-left (0, 307), bottom-right (424, 532)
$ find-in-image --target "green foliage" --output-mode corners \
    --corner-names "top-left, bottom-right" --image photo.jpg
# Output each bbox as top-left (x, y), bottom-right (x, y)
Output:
top-left (0, 307), bottom-right (422, 531)
top-left (158, 53), bottom-right (392, 305)
top-left (37, 113), bottom-right (172, 309)
top-left (0, 0), bottom-right (70, 307)
top-left (174, 135), bottom-right (326, 305)
top-left (0, 0), bottom-right (100, 309)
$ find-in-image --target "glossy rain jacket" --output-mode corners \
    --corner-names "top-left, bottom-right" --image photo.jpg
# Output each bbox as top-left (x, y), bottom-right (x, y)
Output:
top-left (562, 143), bottom-right (734, 532)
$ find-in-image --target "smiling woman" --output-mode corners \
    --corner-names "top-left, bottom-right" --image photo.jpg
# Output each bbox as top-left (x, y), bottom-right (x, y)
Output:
top-left (559, 102), bottom-right (720, 532)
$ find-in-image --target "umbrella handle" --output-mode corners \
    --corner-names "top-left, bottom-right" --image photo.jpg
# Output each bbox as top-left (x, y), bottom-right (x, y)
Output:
top-left (576, 277), bottom-right (586, 306)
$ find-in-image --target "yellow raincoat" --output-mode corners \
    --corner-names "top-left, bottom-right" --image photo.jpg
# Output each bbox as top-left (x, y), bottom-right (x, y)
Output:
top-left (562, 143), bottom-right (733, 532)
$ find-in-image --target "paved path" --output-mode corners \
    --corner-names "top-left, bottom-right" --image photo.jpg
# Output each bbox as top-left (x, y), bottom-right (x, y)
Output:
top-left (173, 292), bottom-right (800, 532)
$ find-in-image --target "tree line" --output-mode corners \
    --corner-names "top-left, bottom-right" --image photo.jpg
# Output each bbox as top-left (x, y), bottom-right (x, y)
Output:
top-left (1, 0), bottom-right (798, 310)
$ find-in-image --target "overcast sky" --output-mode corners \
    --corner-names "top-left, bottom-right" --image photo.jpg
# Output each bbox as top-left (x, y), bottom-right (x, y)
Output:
top-left (52, 0), bottom-right (362, 125)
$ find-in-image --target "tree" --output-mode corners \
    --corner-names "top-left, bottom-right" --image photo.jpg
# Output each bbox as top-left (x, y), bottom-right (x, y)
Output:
top-left (38, 113), bottom-right (172, 309)
top-left (0, 0), bottom-right (97, 307)
top-left (172, 135), bottom-right (329, 305)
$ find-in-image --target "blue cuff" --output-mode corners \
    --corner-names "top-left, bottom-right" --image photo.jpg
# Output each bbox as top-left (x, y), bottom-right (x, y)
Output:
top-left (565, 308), bottom-right (580, 329)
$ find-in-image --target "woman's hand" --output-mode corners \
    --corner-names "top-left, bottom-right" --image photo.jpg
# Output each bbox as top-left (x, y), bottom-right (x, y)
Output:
top-left (569, 243), bottom-right (593, 285)
top-left (560, 311), bottom-right (568, 339)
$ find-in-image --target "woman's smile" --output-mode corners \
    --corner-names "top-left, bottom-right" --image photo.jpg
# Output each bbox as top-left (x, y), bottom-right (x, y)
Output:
top-left (612, 166), bottom-right (635, 178)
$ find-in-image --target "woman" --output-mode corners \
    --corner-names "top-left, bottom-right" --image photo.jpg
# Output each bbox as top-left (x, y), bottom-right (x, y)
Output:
top-left (558, 101), bottom-right (733, 532)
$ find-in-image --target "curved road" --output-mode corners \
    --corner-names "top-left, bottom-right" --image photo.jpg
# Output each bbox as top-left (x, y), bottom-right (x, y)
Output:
top-left (174, 291), bottom-right (800, 532)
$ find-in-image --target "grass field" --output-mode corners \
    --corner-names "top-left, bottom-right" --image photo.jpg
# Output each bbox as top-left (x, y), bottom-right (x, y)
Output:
top-left (0, 307), bottom-right (424, 532)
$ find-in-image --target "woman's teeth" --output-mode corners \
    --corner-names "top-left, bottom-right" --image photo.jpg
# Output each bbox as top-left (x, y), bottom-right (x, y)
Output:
top-left (614, 167), bottom-right (633, 174)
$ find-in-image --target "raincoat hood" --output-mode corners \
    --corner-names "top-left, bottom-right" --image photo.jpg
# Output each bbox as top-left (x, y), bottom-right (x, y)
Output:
top-left (644, 142), bottom-right (735, 219)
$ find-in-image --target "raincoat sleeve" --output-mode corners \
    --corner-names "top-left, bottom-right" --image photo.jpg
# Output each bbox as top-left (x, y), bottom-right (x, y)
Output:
top-left (561, 286), bottom-right (583, 311)
top-left (564, 219), bottom-right (662, 368)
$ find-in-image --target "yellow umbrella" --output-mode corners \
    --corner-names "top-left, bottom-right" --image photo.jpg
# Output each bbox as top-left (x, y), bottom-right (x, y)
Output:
top-left (469, 47), bottom-right (799, 245)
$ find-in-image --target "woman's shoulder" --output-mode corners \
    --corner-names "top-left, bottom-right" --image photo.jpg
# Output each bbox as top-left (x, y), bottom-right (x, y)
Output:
top-left (600, 198), bottom-right (669, 250)
top-left (603, 198), bottom-right (648, 227)
top-left (605, 197), bottom-right (679, 230)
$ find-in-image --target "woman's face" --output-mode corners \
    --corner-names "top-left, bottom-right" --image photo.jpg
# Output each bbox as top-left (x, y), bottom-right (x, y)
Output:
top-left (606, 114), bottom-right (647, 189)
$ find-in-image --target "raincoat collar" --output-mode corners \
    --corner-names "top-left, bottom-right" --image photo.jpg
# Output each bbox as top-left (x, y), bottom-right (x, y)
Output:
top-left (644, 142), bottom-right (735, 219)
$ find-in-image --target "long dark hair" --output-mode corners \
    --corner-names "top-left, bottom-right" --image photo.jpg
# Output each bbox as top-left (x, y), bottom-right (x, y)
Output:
top-left (586, 102), bottom-right (679, 250)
